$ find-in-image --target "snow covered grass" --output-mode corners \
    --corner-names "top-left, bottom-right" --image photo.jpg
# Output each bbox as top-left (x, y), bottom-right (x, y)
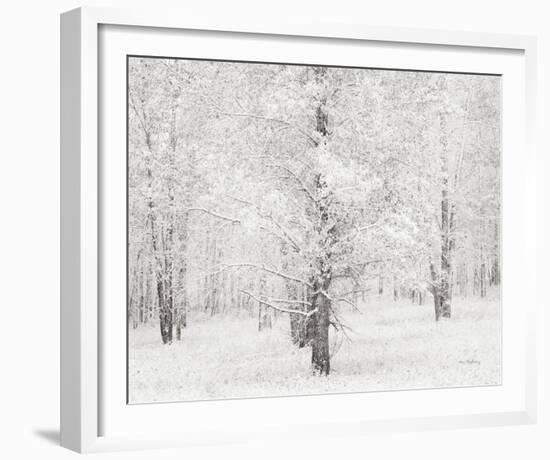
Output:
top-left (128, 296), bottom-right (501, 403)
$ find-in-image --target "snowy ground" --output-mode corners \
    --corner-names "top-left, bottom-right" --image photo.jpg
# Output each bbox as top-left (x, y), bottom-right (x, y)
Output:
top-left (128, 296), bottom-right (501, 403)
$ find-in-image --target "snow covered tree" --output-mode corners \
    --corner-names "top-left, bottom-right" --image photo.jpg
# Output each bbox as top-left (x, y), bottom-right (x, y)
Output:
top-left (128, 58), bottom-right (500, 374)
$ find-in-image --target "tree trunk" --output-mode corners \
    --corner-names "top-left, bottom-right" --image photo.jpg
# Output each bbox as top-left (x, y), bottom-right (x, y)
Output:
top-left (262, 308), bottom-right (272, 330)
top-left (256, 275), bottom-right (272, 331)
top-left (491, 221), bottom-right (500, 286)
top-left (292, 284), bottom-right (308, 347)
top-left (430, 261), bottom-right (451, 321)
top-left (289, 313), bottom-right (301, 344)
top-left (157, 279), bottom-right (173, 344)
top-left (311, 284), bottom-right (331, 376)
top-left (144, 263), bottom-right (151, 324)
top-left (438, 178), bottom-right (452, 319)
top-left (287, 278), bottom-right (304, 345)
top-left (435, 82), bottom-right (453, 320)
top-left (210, 237), bottom-right (220, 316)
top-left (280, 242), bottom-right (304, 345)
top-left (491, 259), bottom-right (500, 286)
top-left (175, 267), bottom-right (187, 340)
top-left (480, 262), bottom-right (487, 298)
top-left (309, 73), bottom-right (334, 374)
top-left (302, 283), bottom-right (316, 347)
top-left (175, 309), bottom-right (182, 341)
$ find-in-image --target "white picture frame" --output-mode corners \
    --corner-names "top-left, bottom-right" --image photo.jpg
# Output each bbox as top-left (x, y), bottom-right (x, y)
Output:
top-left (60, 6), bottom-right (538, 453)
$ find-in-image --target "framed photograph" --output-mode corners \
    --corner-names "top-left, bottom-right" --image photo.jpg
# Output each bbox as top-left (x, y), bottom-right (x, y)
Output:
top-left (61, 6), bottom-right (538, 453)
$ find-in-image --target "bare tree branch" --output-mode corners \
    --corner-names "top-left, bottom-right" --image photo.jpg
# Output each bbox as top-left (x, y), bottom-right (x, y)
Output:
top-left (320, 289), bottom-right (363, 314)
top-left (215, 109), bottom-right (319, 146)
top-left (267, 162), bottom-right (317, 204)
top-left (226, 263), bottom-right (312, 287)
top-left (344, 220), bottom-right (384, 244)
top-left (241, 290), bottom-right (316, 317)
top-left (186, 207), bottom-right (241, 224)
top-left (264, 297), bottom-right (312, 306)
top-left (334, 297), bottom-right (362, 313)
top-left (328, 306), bottom-right (354, 343)
top-left (226, 195), bottom-right (303, 254)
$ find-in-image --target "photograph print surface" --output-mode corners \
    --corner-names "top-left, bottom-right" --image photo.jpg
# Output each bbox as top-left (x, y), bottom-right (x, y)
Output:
top-left (127, 56), bottom-right (501, 403)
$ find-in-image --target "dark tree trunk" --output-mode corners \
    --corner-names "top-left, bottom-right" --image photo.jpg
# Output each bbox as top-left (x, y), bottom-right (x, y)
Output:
top-left (306, 71), bottom-right (334, 374)
top-left (137, 258), bottom-right (145, 325)
top-left (311, 283), bottom-right (331, 376)
top-left (309, 172), bottom-right (333, 374)
top-left (491, 221), bottom-right (500, 286)
top-left (175, 300), bottom-right (187, 340)
top-left (438, 181), bottom-right (452, 319)
top-left (167, 289), bottom-right (174, 343)
top-left (491, 259), bottom-right (500, 286)
top-left (210, 237), bottom-right (220, 316)
top-left (175, 267), bottom-right (187, 341)
top-left (144, 136), bottom-right (175, 344)
top-left (258, 303), bottom-right (263, 331)
top-left (480, 262), bottom-right (487, 298)
top-left (157, 279), bottom-right (173, 344)
top-left (433, 85), bottom-right (453, 320)
top-left (203, 233), bottom-right (211, 312)
top-left (144, 263), bottom-right (151, 324)
top-left (150, 216), bottom-right (174, 344)
top-left (175, 311), bottom-right (182, 341)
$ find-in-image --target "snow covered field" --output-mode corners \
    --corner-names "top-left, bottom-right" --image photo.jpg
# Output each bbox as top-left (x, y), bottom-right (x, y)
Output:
top-left (128, 296), bottom-right (501, 403)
